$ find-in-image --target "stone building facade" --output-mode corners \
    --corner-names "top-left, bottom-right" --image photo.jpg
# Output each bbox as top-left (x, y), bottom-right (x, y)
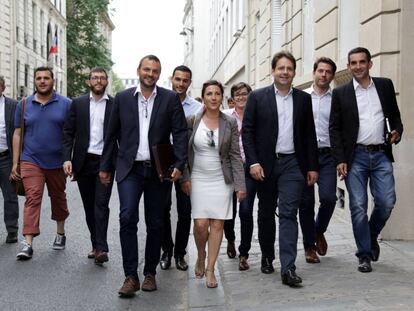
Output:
top-left (0, 0), bottom-right (67, 98)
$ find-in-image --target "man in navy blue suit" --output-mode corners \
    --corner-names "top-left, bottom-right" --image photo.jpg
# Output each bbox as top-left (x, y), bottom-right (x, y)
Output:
top-left (99, 55), bottom-right (188, 297)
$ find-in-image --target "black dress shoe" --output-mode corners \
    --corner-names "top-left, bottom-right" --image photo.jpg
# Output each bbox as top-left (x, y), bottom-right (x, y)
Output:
top-left (371, 239), bottom-right (380, 262)
top-left (160, 251), bottom-right (172, 270)
top-left (358, 257), bottom-right (372, 273)
top-left (281, 269), bottom-right (302, 287)
top-left (6, 232), bottom-right (18, 244)
top-left (261, 258), bottom-right (274, 274)
top-left (175, 256), bottom-right (188, 271)
top-left (227, 241), bottom-right (236, 258)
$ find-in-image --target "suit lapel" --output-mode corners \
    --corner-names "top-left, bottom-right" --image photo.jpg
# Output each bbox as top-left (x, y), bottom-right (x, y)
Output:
top-left (148, 87), bottom-right (161, 131)
top-left (292, 89), bottom-right (299, 129)
top-left (80, 95), bottom-right (91, 141)
top-left (4, 97), bottom-right (12, 126)
top-left (218, 114), bottom-right (226, 152)
top-left (347, 80), bottom-right (359, 123)
top-left (266, 85), bottom-right (278, 138)
top-left (103, 97), bottom-right (112, 136)
top-left (372, 78), bottom-right (387, 115)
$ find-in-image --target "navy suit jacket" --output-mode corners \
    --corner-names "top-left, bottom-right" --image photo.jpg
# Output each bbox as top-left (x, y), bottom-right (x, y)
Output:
top-left (62, 93), bottom-right (115, 174)
top-left (4, 96), bottom-right (18, 152)
top-left (100, 86), bottom-right (188, 183)
top-left (329, 77), bottom-right (403, 168)
top-left (242, 84), bottom-right (319, 177)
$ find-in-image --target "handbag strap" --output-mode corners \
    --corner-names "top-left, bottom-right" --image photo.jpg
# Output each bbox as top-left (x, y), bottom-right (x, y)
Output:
top-left (18, 97), bottom-right (26, 157)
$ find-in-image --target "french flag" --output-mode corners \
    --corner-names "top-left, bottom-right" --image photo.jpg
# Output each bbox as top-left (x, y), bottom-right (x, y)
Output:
top-left (48, 29), bottom-right (58, 57)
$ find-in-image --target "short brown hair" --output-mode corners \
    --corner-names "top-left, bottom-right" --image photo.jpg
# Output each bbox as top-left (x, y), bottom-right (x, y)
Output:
top-left (138, 54), bottom-right (161, 69)
top-left (313, 57), bottom-right (337, 74)
top-left (271, 51), bottom-right (296, 70)
top-left (201, 80), bottom-right (224, 98)
top-left (230, 82), bottom-right (252, 98)
top-left (348, 47), bottom-right (371, 63)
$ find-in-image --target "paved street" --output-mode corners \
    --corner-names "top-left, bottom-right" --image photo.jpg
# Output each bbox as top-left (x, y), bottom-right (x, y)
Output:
top-left (1, 181), bottom-right (414, 310)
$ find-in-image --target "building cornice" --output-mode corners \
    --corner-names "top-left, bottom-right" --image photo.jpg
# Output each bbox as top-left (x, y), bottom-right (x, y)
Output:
top-left (43, 0), bottom-right (67, 25)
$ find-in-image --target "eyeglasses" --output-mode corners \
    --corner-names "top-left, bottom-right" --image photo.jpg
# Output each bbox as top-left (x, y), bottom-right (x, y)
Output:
top-left (206, 130), bottom-right (215, 147)
top-left (234, 92), bottom-right (249, 99)
top-left (141, 99), bottom-right (148, 118)
top-left (90, 76), bottom-right (107, 81)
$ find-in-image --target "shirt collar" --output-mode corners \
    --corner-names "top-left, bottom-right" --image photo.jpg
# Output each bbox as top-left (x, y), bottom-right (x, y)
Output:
top-left (89, 91), bottom-right (109, 101)
top-left (274, 84), bottom-right (293, 97)
top-left (134, 83), bottom-right (157, 99)
top-left (182, 95), bottom-right (193, 106)
top-left (310, 84), bottom-right (332, 96)
top-left (353, 77), bottom-right (374, 90)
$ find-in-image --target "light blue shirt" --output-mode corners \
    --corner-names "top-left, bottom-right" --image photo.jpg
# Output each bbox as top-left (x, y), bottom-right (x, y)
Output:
top-left (182, 95), bottom-right (202, 117)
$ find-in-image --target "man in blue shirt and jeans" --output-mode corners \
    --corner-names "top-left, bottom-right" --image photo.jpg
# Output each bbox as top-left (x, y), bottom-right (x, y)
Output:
top-left (11, 67), bottom-right (71, 260)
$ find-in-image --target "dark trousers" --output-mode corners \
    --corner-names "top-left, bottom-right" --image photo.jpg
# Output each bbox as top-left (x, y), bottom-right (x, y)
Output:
top-left (238, 171), bottom-right (258, 258)
top-left (161, 180), bottom-right (192, 258)
top-left (117, 162), bottom-right (170, 279)
top-left (257, 155), bottom-right (305, 274)
top-left (224, 192), bottom-right (237, 242)
top-left (0, 154), bottom-right (19, 233)
top-left (299, 153), bottom-right (337, 250)
top-left (76, 156), bottom-right (114, 252)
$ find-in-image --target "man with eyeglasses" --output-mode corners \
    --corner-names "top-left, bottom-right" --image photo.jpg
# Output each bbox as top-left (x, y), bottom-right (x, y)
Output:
top-left (99, 55), bottom-right (188, 297)
top-left (63, 67), bottom-right (115, 265)
top-left (159, 65), bottom-right (202, 272)
top-left (222, 82), bottom-right (258, 271)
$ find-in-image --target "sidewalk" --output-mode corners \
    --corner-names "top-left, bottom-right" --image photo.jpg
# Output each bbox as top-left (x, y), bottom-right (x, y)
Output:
top-left (186, 209), bottom-right (414, 311)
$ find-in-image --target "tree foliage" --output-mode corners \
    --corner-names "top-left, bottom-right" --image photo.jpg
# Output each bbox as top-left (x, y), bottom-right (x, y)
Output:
top-left (111, 71), bottom-right (125, 95)
top-left (66, 0), bottom-right (113, 98)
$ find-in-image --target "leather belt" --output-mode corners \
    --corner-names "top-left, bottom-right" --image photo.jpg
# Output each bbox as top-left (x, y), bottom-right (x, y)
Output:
top-left (135, 160), bottom-right (152, 167)
top-left (318, 147), bottom-right (331, 155)
top-left (86, 153), bottom-right (101, 160)
top-left (275, 153), bottom-right (295, 159)
top-left (356, 144), bottom-right (385, 152)
top-left (0, 150), bottom-right (9, 157)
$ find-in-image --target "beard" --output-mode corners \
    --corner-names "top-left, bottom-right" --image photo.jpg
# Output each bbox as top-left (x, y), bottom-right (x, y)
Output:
top-left (90, 84), bottom-right (107, 96)
top-left (35, 85), bottom-right (54, 96)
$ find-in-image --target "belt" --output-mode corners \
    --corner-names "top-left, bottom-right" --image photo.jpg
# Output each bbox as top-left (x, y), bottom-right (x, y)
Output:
top-left (356, 144), bottom-right (385, 152)
top-left (275, 153), bottom-right (295, 159)
top-left (0, 150), bottom-right (9, 157)
top-left (318, 147), bottom-right (331, 155)
top-left (134, 160), bottom-right (152, 167)
top-left (86, 153), bottom-right (101, 160)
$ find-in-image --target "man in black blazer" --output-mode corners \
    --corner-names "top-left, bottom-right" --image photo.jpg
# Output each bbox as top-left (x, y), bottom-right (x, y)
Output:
top-left (99, 55), bottom-right (188, 297)
top-left (0, 76), bottom-right (19, 243)
top-left (243, 51), bottom-right (319, 287)
top-left (63, 67), bottom-right (115, 265)
top-left (330, 47), bottom-right (403, 273)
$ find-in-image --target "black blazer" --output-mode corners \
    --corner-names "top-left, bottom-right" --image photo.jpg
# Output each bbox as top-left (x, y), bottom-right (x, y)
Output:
top-left (62, 93), bottom-right (115, 174)
top-left (329, 77), bottom-right (403, 168)
top-left (242, 85), bottom-right (319, 177)
top-left (100, 86), bottom-right (188, 183)
top-left (4, 96), bottom-right (18, 152)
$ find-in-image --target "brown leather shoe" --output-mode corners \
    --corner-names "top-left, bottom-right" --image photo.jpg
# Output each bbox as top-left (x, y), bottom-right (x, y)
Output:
top-left (227, 241), bottom-right (236, 258)
top-left (87, 249), bottom-right (96, 259)
top-left (118, 276), bottom-right (140, 297)
top-left (316, 232), bottom-right (328, 256)
top-left (141, 274), bottom-right (157, 292)
top-left (239, 256), bottom-right (250, 271)
top-left (95, 251), bottom-right (109, 265)
top-left (305, 247), bottom-right (320, 263)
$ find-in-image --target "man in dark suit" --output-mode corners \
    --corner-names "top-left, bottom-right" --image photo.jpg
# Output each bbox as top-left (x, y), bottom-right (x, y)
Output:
top-left (330, 47), bottom-right (403, 273)
top-left (62, 67), bottom-right (115, 265)
top-left (243, 51), bottom-right (319, 287)
top-left (99, 55), bottom-right (188, 297)
top-left (0, 76), bottom-right (19, 243)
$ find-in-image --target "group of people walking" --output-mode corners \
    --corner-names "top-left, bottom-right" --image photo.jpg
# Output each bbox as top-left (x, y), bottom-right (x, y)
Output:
top-left (0, 46), bottom-right (403, 298)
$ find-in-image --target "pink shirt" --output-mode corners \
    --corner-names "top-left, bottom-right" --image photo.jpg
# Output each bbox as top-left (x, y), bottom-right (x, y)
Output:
top-left (223, 108), bottom-right (245, 162)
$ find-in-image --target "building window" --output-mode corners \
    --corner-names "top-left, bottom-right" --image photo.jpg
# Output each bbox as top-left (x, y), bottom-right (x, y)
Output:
top-left (32, 2), bottom-right (37, 53)
top-left (302, 0), bottom-right (315, 73)
top-left (24, 0), bottom-right (29, 47)
top-left (40, 10), bottom-right (45, 57)
top-left (339, 0), bottom-right (360, 60)
top-left (271, 0), bottom-right (283, 53)
top-left (24, 65), bottom-right (29, 88)
top-left (16, 60), bottom-right (20, 95)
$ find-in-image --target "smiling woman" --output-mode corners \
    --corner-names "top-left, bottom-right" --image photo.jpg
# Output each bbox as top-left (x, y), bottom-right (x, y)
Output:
top-left (110, 0), bottom-right (185, 86)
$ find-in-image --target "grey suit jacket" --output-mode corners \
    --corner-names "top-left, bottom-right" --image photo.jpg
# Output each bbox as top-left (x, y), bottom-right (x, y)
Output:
top-left (4, 96), bottom-right (18, 152)
top-left (183, 110), bottom-right (246, 192)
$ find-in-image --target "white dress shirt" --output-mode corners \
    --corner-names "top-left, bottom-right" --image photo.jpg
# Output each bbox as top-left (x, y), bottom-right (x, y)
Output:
top-left (0, 95), bottom-right (8, 152)
top-left (304, 85), bottom-right (332, 148)
top-left (275, 86), bottom-right (295, 154)
top-left (87, 92), bottom-right (108, 155)
top-left (353, 78), bottom-right (385, 145)
top-left (135, 84), bottom-right (157, 161)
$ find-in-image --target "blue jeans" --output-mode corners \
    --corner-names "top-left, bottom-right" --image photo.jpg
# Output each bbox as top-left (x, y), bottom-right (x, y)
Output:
top-left (238, 171), bottom-right (257, 258)
top-left (117, 163), bottom-right (170, 279)
top-left (345, 149), bottom-right (396, 259)
top-left (299, 153), bottom-right (337, 249)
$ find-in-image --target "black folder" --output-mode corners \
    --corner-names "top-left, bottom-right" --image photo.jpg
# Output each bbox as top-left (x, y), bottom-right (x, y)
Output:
top-left (151, 144), bottom-right (175, 182)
